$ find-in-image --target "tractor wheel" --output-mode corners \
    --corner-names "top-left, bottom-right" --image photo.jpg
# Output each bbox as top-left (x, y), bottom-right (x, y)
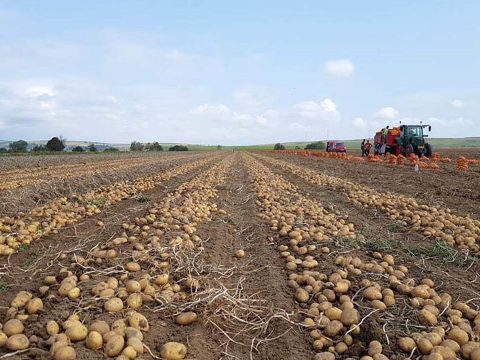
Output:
top-left (425, 143), bottom-right (432, 158)
top-left (405, 144), bottom-right (414, 157)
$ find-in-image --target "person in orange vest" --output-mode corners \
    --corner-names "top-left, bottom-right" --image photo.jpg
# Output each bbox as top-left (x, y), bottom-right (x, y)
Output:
top-left (364, 140), bottom-right (372, 156)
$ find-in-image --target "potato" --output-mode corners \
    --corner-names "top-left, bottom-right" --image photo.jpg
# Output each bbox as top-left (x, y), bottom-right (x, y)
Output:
top-left (441, 339), bottom-right (460, 353)
top-left (67, 288), bottom-right (80, 300)
top-left (105, 334), bottom-right (125, 357)
top-left (371, 300), bottom-right (386, 310)
top-left (417, 338), bottom-right (433, 354)
top-left (364, 287), bottom-right (382, 301)
top-left (105, 297), bottom-right (124, 312)
top-left (89, 321), bottom-right (110, 335)
top-left (160, 342), bottom-right (187, 360)
top-left (418, 309), bottom-right (438, 326)
top-left (154, 274), bottom-right (169, 286)
top-left (86, 331), bottom-right (103, 350)
top-left (126, 293), bottom-right (143, 310)
top-left (411, 285), bottom-right (431, 299)
top-left (431, 345), bottom-right (457, 359)
top-left (325, 307), bottom-right (342, 321)
top-left (314, 352), bottom-right (335, 360)
top-left (24, 297), bottom-right (43, 315)
top-left (340, 308), bottom-right (358, 326)
top-left (65, 324), bottom-right (88, 342)
top-left (128, 312), bottom-right (149, 331)
top-left (127, 337), bottom-right (144, 354)
top-left (126, 280), bottom-right (141, 294)
top-left (46, 320), bottom-right (60, 336)
top-left (176, 312), bottom-right (198, 325)
top-left (3, 319), bottom-right (24, 337)
top-left (126, 262), bottom-right (141, 272)
top-left (335, 342), bottom-right (348, 354)
top-left (295, 288), bottom-right (309, 303)
top-left (462, 342), bottom-right (480, 359)
top-left (368, 340), bottom-right (382, 356)
top-left (6, 334), bottom-right (30, 350)
top-left (424, 332), bottom-right (442, 346)
top-left (448, 327), bottom-right (469, 346)
top-left (324, 320), bottom-right (343, 337)
top-left (398, 337), bottom-right (416, 352)
top-left (54, 345), bottom-right (77, 360)
top-left (124, 327), bottom-right (143, 340)
top-left (122, 345), bottom-right (137, 359)
top-left (11, 291), bottom-right (33, 308)
top-left (234, 249), bottom-right (245, 258)
top-left (0, 331), bottom-right (7, 347)
top-left (471, 348), bottom-right (480, 360)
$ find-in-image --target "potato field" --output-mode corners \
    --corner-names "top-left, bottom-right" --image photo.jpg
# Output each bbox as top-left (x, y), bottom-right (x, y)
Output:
top-left (1, 150), bottom-right (480, 360)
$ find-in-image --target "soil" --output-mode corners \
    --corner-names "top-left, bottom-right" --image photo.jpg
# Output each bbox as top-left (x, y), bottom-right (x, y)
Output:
top-left (266, 152), bottom-right (480, 219)
top-left (1, 150), bottom-right (480, 360)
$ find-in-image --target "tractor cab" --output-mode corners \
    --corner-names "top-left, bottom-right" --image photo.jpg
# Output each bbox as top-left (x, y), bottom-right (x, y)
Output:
top-left (398, 124), bottom-right (432, 157)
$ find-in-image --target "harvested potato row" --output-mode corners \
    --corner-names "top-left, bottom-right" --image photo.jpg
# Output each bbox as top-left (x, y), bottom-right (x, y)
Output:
top-left (0, 154), bottom-right (185, 192)
top-left (1, 155), bottom-right (233, 359)
top-left (244, 154), bottom-right (480, 360)
top-left (258, 153), bottom-right (480, 253)
top-left (0, 155), bottom-right (216, 255)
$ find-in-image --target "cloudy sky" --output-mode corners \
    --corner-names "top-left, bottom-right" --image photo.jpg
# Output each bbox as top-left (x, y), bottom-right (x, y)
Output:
top-left (0, 1), bottom-right (478, 145)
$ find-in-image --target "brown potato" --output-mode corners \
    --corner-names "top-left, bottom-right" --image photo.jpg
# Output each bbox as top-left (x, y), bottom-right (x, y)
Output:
top-left (160, 342), bottom-right (187, 359)
top-left (175, 312), bottom-right (198, 325)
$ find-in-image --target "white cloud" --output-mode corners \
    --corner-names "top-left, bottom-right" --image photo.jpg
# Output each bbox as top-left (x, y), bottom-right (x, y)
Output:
top-left (451, 99), bottom-right (464, 108)
top-left (324, 59), bottom-right (355, 77)
top-left (292, 98), bottom-right (338, 119)
top-left (190, 104), bottom-right (231, 117)
top-left (353, 117), bottom-right (367, 129)
top-left (374, 106), bottom-right (399, 120)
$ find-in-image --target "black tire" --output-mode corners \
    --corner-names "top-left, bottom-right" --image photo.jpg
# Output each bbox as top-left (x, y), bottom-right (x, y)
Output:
top-left (425, 143), bottom-right (432, 158)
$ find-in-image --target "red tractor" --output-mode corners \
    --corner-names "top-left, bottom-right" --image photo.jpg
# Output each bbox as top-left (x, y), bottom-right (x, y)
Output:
top-left (374, 124), bottom-right (432, 158)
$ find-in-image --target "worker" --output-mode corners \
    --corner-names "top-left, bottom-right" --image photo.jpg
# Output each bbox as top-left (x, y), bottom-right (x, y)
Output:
top-left (383, 126), bottom-right (389, 137)
top-left (361, 139), bottom-right (366, 156)
top-left (364, 140), bottom-right (372, 156)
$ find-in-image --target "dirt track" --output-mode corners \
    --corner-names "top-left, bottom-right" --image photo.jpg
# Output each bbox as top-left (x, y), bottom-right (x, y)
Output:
top-left (1, 151), bottom-right (480, 360)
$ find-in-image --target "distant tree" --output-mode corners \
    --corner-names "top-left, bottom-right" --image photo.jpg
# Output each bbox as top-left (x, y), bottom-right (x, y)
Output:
top-left (103, 147), bottom-right (120, 153)
top-left (305, 141), bottom-right (326, 150)
top-left (217, 145), bottom-right (222, 150)
top-left (295, 146), bottom-right (301, 149)
top-left (130, 141), bottom-right (144, 151)
top-left (9, 140), bottom-right (28, 153)
top-left (146, 142), bottom-right (163, 151)
top-left (273, 143), bottom-right (285, 150)
top-left (32, 144), bottom-right (47, 152)
top-left (168, 145), bottom-right (189, 151)
top-left (46, 137), bottom-right (65, 151)
top-left (0, 147), bottom-right (8, 153)
top-left (87, 144), bottom-right (98, 152)
top-left (72, 146), bottom-right (84, 152)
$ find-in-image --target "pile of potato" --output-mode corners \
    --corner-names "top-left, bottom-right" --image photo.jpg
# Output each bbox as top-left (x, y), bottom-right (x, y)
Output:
top-left (0, 157), bottom-right (213, 256)
top-left (1, 156), bottom-right (233, 359)
top-left (245, 154), bottom-right (480, 359)
top-left (258, 154), bottom-right (480, 253)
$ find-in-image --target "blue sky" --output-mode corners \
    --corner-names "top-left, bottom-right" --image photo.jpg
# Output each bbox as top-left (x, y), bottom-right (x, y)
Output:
top-left (0, 1), bottom-right (478, 145)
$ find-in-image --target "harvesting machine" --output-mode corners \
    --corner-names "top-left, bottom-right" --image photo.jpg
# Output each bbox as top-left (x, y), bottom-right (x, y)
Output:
top-left (374, 124), bottom-right (432, 158)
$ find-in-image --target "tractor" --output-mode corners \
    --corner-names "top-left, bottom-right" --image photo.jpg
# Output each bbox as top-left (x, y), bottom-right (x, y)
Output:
top-left (374, 124), bottom-right (433, 158)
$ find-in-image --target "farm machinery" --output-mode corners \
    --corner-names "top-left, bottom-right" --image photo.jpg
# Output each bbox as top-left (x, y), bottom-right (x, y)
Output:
top-left (374, 124), bottom-right (433, 158)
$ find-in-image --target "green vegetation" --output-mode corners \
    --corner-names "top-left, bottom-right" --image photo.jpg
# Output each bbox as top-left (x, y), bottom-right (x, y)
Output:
top-left (305, 141), bottom-right (326, 150)
top-left (169, 144), bottom-right (189, 151)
